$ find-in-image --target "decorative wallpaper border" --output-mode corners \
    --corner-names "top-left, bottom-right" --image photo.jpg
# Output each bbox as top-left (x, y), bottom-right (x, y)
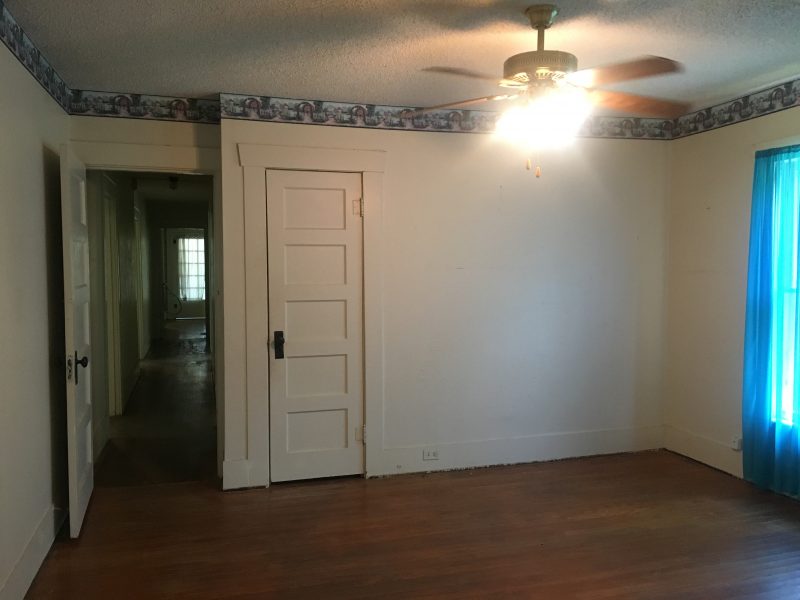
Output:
top-left (1, 1), bottom-right (800, 134)
top-left (219, 93), bottom-right (675, 140)
top-left (582, 116), bottom-right (673, 140)
top-left (672, 77), bottom-right (800, 139)
top-left (69, 90), bottom-right (221, 123)
top-left (0, 0), bottom-right (69, 110)
top-left (220, 94), bottom-right (497, 133)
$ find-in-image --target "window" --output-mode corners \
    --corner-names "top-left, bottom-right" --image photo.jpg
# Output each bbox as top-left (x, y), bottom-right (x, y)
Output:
top-left (743, 144), bottom-right (800, 496)
top-left (178, 236), bottom-right (206, 301)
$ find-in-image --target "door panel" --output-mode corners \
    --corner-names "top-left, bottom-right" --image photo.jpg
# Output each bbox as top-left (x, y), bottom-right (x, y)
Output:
top-left (284, 244), bottom-right (347, 285)
top-left (285, 300), bottom-right (347, 341)
top-left (60, 145), bottom-right (93, 538)
top-left (268, 170), bottom-right (364, 482)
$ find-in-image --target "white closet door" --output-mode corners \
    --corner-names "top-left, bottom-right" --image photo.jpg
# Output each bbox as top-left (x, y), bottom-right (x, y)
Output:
top-left (267, 170), bottom-right (364, 482)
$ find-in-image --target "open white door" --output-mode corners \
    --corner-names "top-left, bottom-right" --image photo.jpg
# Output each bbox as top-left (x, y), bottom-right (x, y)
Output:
top-left (60, 145), bottom-right (94, 538)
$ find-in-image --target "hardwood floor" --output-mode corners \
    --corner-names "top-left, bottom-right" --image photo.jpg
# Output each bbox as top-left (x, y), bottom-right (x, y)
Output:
top-left (94, 320), bottom-right (216, 487)
top-left (28, 451), bottom-right (800, 599)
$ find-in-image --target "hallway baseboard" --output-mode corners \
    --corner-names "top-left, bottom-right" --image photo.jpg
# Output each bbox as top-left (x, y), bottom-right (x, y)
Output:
top-left (0, 504), bottom-right (64, 600)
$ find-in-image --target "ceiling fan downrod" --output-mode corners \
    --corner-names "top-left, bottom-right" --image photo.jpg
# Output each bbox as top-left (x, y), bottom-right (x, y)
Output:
top-left (502, 4), bottom-right (577, 87)
top-left (525, 4), bottom-right (559, 51)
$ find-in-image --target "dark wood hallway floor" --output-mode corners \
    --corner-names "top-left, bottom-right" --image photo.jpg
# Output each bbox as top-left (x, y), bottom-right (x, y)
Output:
top-left (28, 451), bottom-right (800, 599)
top-left (94, 320), bottom-right (216, 487)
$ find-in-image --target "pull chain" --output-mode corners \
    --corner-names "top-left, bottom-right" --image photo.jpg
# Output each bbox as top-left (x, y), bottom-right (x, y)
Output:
top-left (525, 155), bottom-right (542, 178)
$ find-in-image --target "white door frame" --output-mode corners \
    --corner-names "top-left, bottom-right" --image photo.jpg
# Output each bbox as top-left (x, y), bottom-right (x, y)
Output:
top-left (238, 143), bottom-right (386, 486)
top-left (70, 141), bottom-right (224, 478)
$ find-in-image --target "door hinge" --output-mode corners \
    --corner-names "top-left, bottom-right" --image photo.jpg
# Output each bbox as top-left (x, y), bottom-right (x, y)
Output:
top-left (353, 197), bottom-right (363, 217)
top-left (355, 424), bottom-right (366, 444)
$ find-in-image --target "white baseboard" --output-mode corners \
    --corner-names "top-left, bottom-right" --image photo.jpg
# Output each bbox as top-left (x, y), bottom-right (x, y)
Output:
top-left (663, 424), bottom-right (743, 477)
top-left (368, 425), bottom-right (664, 477)
top-left (222, 459), bottom-right (269, 490)
top-left (224, 426), bottom-right (740, 486)
top-left (0, 505), bottom-right (64, 600)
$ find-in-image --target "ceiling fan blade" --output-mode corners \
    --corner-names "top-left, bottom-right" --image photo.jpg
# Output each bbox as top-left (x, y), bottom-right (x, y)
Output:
top-left (568, 56), bottom-right (683, 88)
top-left (589, 89), bottom-right (690, 118)
top-left (423, 66), bottom-right (500, 82)
top-left (413, 94), bottom-right (517, 115)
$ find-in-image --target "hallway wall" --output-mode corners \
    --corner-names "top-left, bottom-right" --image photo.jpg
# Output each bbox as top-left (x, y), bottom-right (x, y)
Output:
top-left (135, 192), bottom-right (152, 360)
top-left (0, 48), bottom-right (70, 600)
top-left (111, 174), bottom-right (144, 411)
top-left (86, 172), bottom-right (110, 459)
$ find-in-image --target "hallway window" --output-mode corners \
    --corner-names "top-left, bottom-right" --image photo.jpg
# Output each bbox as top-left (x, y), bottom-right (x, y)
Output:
top-left (178, 236), bottom-right (206, 301)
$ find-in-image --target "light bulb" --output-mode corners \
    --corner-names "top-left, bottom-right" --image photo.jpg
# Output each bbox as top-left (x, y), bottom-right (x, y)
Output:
top-left (495, 86), bottom-right (592, 151)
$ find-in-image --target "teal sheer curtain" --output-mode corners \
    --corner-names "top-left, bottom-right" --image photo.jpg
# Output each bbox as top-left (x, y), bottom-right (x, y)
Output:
top-left (743, 144), bottom-right (800, 497)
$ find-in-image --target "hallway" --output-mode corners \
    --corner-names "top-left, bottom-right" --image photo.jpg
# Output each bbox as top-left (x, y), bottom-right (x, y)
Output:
top-left (94, 320), bottom-right (216, 487)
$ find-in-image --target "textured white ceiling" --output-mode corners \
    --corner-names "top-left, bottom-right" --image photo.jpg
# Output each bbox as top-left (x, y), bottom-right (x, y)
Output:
top-left (7, 0), bottom-right (800, 109)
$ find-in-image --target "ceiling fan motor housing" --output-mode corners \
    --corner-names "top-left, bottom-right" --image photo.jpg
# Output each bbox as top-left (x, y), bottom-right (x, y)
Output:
top-left (503, 50), bottom-right (578, 85)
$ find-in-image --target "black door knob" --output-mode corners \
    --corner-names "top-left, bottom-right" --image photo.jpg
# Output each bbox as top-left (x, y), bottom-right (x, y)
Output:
top-left (74, 352), bottom-right (89, 386)
top-left (274, 331), bottom-right (285, 359)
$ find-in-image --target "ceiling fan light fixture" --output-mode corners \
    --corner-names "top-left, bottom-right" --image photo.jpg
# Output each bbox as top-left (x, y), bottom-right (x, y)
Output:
top-left (420, 4), bottom-right (686, 126)
top-left (495, 87), bottom-right (592, 150)
top-left (502, 50), bottom-right (578, 87)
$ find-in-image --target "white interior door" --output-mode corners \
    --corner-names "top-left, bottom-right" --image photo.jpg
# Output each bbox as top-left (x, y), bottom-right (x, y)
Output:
top-left (267, 170), bottom-right (364, 482)
top-left (60, 145), bottom-right (94, 537)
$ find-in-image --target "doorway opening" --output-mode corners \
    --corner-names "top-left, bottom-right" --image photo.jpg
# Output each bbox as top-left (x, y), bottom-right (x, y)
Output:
top-left (85, 170), bottom-right (217, 487)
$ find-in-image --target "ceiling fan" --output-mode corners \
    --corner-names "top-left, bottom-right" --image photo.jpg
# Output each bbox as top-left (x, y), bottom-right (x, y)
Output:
top-left (421, 4), bottom-right (689, 120)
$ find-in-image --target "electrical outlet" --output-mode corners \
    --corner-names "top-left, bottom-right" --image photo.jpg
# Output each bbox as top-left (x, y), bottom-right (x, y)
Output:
top-left (731, 436), bottom-right (743, 451)
top-left (422, 447), bottom-right (440, 461)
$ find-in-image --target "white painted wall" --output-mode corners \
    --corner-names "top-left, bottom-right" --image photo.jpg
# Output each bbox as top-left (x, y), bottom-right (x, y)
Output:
top-left (221, 119), bottom-right (669, 486)
top-left (0, 49), bottom-right (69, 599)
top-left (70, 117), bottom-right (220, 151)
top-left (664, 109), bottom-right (800, 477)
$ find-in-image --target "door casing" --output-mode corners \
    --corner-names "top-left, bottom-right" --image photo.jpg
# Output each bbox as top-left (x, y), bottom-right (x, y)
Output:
top-left (68, 141), bottom-right (224, 480)
top-left (239, 143), bottom-right (386, 487)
